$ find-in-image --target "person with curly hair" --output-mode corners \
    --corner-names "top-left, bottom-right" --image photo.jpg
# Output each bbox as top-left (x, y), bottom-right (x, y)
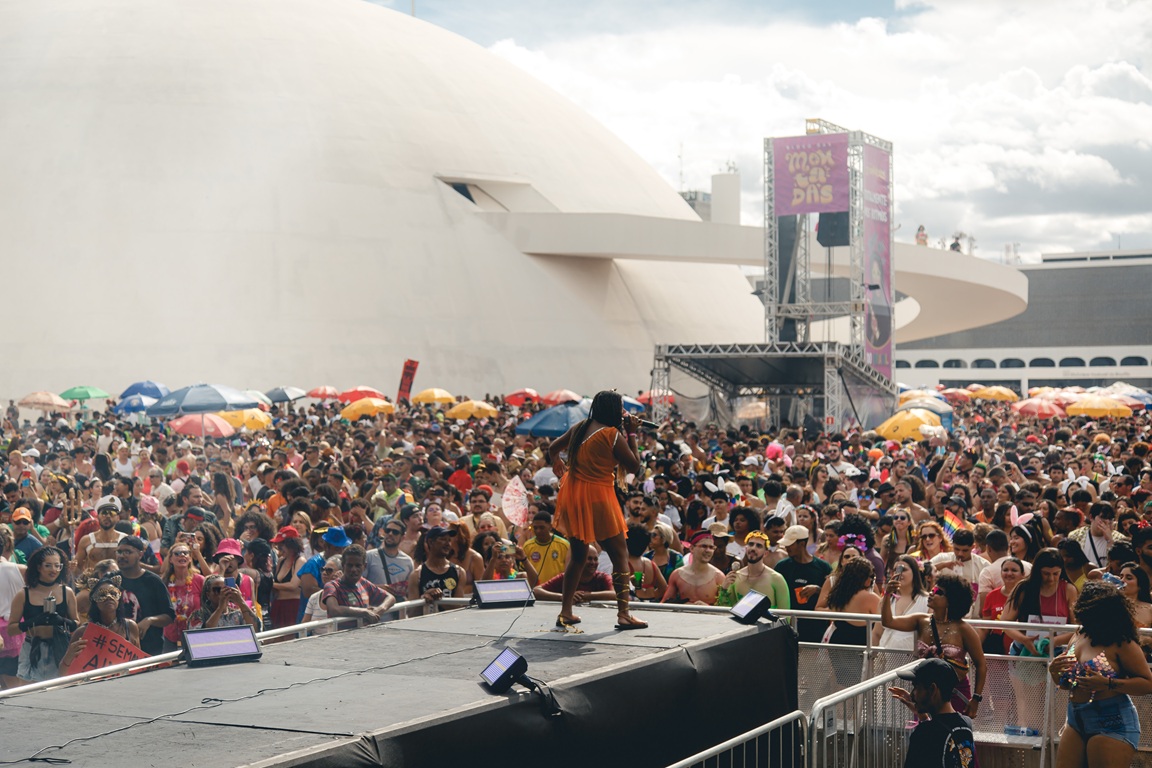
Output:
top-left (1048, 581), bottom-right (1152, 767)
top-left (881, 572), bottom-right (987, 717)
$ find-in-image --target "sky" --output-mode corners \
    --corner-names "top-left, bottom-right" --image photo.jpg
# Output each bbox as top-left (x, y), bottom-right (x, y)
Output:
top-left (376, 0), bottom-right (1152, 262)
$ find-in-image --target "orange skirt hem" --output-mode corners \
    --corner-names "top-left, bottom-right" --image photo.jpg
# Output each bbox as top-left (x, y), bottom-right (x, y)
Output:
top-left (554, 475), bottom-right (626, 543)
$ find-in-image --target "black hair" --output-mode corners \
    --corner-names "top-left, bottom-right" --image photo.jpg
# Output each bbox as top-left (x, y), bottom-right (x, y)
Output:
top-left (1120, 562), bottom-right (1152, 603)
top-left (471, 531), bottom-right (502, 563)
top-left (934, 573), bottom-right (974, 620)
top-left (626, 524), bottom-right (650, 557)
top-left (1009, 523), bottom-right (1042, 562)
top-left (567, 391), bottom-right (623, 475)
top-left (87, 577), bottom-right (130, 625)
top-left (1075, 580), bottom-right (1138, 648)
top-left (729, 507), bottom-right (760, 532)
top-left (246, 538), bottom-right (274, 573)
top-left (837, 513), bottom-right (875, 551)
top-left (827, 558), bottom-right (875, 610)
top-left (984, 529), bottom-right (1008, 553)
top-left (952, 529), bottom-right (975, 547)
top-left (341, 544), bottom-right (367, 565)
top-left (532, 511), bottom-right (553, 525)
top-left (25, 545), bottom-right (69, 587)
top-left (1057, 539), bottom-right (1090, 569)
top-left (1007, 548), bottom-right (1068, 617)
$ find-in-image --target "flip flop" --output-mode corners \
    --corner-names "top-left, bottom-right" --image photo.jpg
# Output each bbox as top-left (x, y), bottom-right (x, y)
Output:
top-left (556, 614), bottom-right (582, 627)
top-left (614, 616), bottom-right (648, 631)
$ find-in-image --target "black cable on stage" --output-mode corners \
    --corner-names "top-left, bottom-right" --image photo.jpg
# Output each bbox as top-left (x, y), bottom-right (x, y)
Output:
top-left (0, 601), bottom-right (532, 765)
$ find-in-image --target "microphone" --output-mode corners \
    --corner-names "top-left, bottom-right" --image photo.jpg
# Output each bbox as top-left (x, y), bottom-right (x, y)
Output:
top-left (635, 419), bottom-right (660, 430)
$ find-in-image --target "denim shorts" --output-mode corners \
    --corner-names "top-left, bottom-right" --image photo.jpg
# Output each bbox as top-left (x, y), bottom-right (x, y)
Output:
top-left (1066, 694), bottom-right (1140, 751)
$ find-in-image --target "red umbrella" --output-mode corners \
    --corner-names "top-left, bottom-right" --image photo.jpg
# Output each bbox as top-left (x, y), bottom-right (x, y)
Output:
top-left (169, 413), bottom-right (235, 438)
top-left (939, 388), bottom-right (971, 404)
top-left (338, 385), bottom-right (385, 403)
top-left (1011, 398), bottom-right (1065, 419)
top-left (637, 390), bottom-right (675, 405)
top-left (308, 385), bottom-right (339, 400)
top-left (965, 383), bottom-right (986, 392)
top-left (504, 388), bottom-right (540, 406)
top-left (542, 389), bottom-right (581, 406)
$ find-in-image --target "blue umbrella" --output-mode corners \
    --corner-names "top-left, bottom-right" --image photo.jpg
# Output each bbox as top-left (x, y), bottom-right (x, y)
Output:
top-left (112, 394), bottom-right (157, 415)
top-left (515, 400), bottom-right (591, 438)
top-left (147, 383), bottom-right (261, 417)
top-left (622, 396), bottom-right (645, 414)
top-left (120, 380), bottom-right (170, 400)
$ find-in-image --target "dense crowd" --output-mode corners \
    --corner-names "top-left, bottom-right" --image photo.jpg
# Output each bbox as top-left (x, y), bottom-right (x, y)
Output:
top-left (1, 387), bottom-right (1151, 699)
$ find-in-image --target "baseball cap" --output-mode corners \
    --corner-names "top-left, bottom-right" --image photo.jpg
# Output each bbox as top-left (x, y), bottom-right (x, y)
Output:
top-left (12, 508), bottom-right (33, 523)
top-left (184, 506), bottom-right (206, 522)
top-left (270, 526), bottom-right (300, 544)
top-left (897, 658), bottom-right (959, 697)
top-left (779, 525), bottom-right (812, 548)
top-left (425, 526), bottom-right (457, 540)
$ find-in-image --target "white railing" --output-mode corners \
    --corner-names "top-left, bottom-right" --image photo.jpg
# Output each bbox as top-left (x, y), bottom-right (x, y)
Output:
top-left (809, 660), bottom-right (920, 768)
top-left (665, 709), bottom-right (808, 768)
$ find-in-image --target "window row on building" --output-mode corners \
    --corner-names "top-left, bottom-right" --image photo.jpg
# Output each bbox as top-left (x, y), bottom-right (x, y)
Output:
top-left (896, 356), bottom-right (1151, 370)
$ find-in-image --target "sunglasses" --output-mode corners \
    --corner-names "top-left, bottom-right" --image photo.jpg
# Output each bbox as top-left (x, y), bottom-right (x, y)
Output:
top-left (171, 550), bottom-right (191, 557)
top-left (384, 528), bottom-right (404, 536)
top-left (920, 533), bottom-right (939, 540)
top-left (321, 567), bottom-right (338, 574)
top-left (891, 515), bottom-right (909, 521)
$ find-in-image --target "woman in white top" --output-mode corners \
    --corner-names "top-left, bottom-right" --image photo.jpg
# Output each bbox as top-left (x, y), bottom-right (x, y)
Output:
top-left (873, 555), bottom-right (928, 650)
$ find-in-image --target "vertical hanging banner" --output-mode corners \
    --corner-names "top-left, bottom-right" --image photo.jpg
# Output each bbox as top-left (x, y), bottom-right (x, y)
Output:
top-left (396, 359), bottom-right (419, 403)
top-left (862, 143), bottom-right (893, 379)
top-left (772, 133), bottom-right (850, 216)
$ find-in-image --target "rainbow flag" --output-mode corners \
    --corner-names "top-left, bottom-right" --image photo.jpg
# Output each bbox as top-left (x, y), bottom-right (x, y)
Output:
top-left (941, 509), bottom-right (972, 542)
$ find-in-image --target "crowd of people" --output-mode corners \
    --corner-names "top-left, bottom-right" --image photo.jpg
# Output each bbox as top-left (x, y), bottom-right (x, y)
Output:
top-left (1, 383), bottom-right (1151, 764)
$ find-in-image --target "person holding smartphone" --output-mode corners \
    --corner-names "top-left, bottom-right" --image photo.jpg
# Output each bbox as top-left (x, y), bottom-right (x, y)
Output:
top-left (190, 574), bottom-right (258, 630)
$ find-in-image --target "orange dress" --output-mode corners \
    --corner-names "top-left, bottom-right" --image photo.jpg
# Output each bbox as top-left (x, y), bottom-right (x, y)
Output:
top-left (555, 427), bottom-right (627, 543)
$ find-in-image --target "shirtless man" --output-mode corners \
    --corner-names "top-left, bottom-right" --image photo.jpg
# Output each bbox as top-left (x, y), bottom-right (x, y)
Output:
top-left (77, 496), bottom-right (127, 573)
top-left (662, 532), bottom-right (725, 605)
top-left (716, 531), bottom-right (791, 610)
top-left (894, 478), bottom-right (930, 524)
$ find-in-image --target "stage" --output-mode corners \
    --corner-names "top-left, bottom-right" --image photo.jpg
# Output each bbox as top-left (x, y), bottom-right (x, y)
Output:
top-left (0, 604), bottom-right (798, 767)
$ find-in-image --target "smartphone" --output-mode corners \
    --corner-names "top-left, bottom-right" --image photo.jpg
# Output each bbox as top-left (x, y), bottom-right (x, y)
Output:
top-left (224, 577), bottom-right (237, 589)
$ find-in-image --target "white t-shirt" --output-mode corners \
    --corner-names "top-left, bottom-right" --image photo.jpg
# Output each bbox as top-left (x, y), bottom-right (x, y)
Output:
top-left (302, 592), bottom-right (332, 634)
top-left (877, 593), bottom-right (929, 650)
top-left (0, 560), bottom-right (24, 621)
top-left (978, 556), bottom-right (1032, 596)
top-left (1078, 533), bottom-right (1114, 568)
top-left (930, 552), bottom-right (991, 617)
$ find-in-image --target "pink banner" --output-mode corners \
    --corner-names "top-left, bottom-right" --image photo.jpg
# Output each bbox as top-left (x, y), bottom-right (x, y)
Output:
top-left (772, 133), bottom-right (850, 216)
top-left (862, 144), bottom-right (893, 379)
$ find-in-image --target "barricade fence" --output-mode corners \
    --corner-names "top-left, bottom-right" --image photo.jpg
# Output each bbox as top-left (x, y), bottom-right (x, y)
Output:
top-left (665, 710), bottom-right (808, 768)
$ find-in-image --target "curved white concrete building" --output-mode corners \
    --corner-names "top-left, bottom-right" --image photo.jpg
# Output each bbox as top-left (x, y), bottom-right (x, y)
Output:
top-left (0, 0), bottom-right (1026, 400)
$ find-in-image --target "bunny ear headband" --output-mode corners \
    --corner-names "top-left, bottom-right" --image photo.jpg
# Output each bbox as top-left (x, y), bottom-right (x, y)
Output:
top-left (1009, 504), bottom-right (1035, 529)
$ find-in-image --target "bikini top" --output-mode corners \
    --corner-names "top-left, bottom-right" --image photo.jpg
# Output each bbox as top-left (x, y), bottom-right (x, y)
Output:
top-left (1059, 639), bottom-right (1118, 690)
top-left (915, 639), bottom-right (966, 663)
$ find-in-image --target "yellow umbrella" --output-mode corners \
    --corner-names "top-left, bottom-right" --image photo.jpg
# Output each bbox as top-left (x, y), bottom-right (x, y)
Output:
top-left (1066, 396), bottom-right (1133, 418)
top-left (341, 397), bottom-right (395, 420)
top-left (445, 400), bottom-right (499, 419)
top-left (898, 389), bottom-right (941, 405)
top-left (218, 409), bottom-right (273, 430)
top-left (970, 385), bottom-right (1020, 402)
top-left (876, 409), bottom-right (941, 441)
top-left (412, 388), bottom-right (455, 405)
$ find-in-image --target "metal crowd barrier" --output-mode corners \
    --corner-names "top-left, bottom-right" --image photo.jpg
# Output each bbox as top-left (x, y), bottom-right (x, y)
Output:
top-left (665, 710), bottom-right (808, 768)
top-left (809, 660), bottom-right (919, 768)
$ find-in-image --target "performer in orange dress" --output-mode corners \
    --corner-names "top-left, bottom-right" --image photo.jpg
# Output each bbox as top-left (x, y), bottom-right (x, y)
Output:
top-left (548, 390), bottom-right (647, 630)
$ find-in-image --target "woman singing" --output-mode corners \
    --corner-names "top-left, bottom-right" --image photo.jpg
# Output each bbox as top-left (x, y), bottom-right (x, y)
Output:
top-left (549, 391), bottom-right (646, 630)
top-left (1048, 581), bottom-right (1152, 767)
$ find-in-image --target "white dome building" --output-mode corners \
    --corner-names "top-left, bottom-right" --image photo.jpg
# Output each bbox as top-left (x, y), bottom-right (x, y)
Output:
top-left (0, 0), bottom-right (767, 399)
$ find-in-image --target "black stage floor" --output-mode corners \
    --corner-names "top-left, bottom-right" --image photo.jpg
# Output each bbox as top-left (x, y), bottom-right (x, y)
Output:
top-left (0, 604), bottom-right (797, 767)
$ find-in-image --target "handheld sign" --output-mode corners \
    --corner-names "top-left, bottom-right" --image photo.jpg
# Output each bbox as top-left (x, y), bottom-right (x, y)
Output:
top-left (62, 623), bottom-right (147, 676)
top-left (502, 476), bottom-right (530, 529)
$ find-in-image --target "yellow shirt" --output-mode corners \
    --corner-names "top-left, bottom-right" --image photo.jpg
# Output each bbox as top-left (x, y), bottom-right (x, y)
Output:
top-left (522, 535), bottom-right (570, 584)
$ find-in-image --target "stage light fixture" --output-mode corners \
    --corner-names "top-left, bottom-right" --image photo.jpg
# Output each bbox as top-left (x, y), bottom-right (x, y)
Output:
top-left (480, 647), bottom-right (530, 694)
top-left (729, 590), bottom-right (778, 625)
top-left (182, 625), bottom-right (263, 668)
top-left (472, 579), bottom-right (535, 609)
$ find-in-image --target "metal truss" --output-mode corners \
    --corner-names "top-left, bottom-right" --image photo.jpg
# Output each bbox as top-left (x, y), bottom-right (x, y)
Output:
top-left (649, 353), bottom-right (672, 423)
top-left (762, 138), bottom-right (778, 343)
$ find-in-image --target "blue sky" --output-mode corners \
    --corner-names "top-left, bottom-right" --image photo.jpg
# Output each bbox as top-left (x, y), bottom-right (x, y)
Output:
top-left (372, 0), bottom-right (1152, 261)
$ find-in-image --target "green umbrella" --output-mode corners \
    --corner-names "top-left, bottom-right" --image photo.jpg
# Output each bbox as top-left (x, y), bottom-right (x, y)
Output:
top-left (59, 385), bottom-right (111, 401)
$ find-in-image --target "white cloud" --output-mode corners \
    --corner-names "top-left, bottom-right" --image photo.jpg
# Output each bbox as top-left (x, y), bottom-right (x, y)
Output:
top-left (486, 0), bottom-right (1152, 260)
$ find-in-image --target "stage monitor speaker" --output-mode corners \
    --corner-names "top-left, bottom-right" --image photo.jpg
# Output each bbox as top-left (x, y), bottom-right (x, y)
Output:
top-left (729, 590), bottom-right (777, 624)
top-left (473, 579), bottom-right (535, 609)
top-left (480, 647), bottom-right (529, 694)
top-left (182, 626), bottom-right (262, 668)
top-left (817, 211), bottom-right (850, 248)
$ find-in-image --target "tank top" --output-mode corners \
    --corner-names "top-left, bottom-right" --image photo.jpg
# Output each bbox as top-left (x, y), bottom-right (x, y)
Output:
top-left (418, 562), bottom-right (458, 595)
top-left (21, 585), bottom-right (69, 627)
top-left (86, 531), bottom-right (126, 558)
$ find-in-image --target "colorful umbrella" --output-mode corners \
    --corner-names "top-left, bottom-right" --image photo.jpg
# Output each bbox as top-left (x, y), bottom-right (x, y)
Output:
top-left (637, 390), bottom-right (675, 405)
top-left (1066, 396), bottom-right (1133, 418)
top-left (445, 400), bottom-right (499, 420)
top-left (244, 390), bottom-right (273, 412)
top-left (307, 385), bottom-right (340, 400)
top-left (876, 409), bottom-right (941, 441)
top-left (18, 392), bottom-right (72, 412)
top-left (59, 385), bottom-right (111, 401)
top-left (939, 388), bottom-right (971, 404)
top-left (412, 388), bottom-right (455, 405)
top-left (112, 395), bottom-right (157, 415)
top-left (896, 398), bottom-right (953, 415)
top-left (504, 388), bottom-right (540, 406)
top-left (965, 383), bottom-right (987, 392)
top-left (515, 400), bottom-right (590, 437)
top-left (265, 386), bottom-right (307, 403)
top-left (338, 385), bottom-right (386, 403)
top-left (970, 385), bottom-right (1020, 402)
top-left (542, 389), bottom-right (581, 406)
top-left (340, 397), bottom-right (395, 421)
top-left (120, 381), bottom-right (170, 400)
top-left (169, 413), bottom-right (235, 438)
top-left (898, 389), bottom-right (944, 405)
top-left (621, 395), bottom-right (646, 414)
top-left (1011, 398), bottom-right (1066, 419)
top-left (146, 384), bottom-right (260, 417)
top-left (218, 409), bottom-right (273, 430)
